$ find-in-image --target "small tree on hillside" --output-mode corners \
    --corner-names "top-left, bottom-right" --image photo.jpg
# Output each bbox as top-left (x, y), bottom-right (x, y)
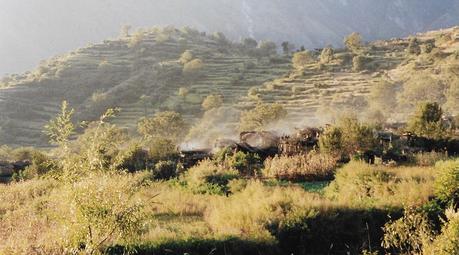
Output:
top-left (292, 51), bottom-right (314, 69)
top-left (352, 55), bottom-right (367, 72)
top-left (407, 37), bottom-right (421, 55)
top-left (407, 102), bottom-right (447, 139)
top-left (202, 94), bottom-right (224, 111)
top-left (239, 103), bottom-right (287, 132)
top-left (44, 101), bottom-right (75, 149)
top-left (319, 126), bottom-right (344, 156)
top-left (320, 47), bottom-right (334, 64)
top-left (344, 32), bottom-right (362, 52)
top-left (183, 59), bottom-right (204, 75)
top-left (258, 41), bottom-right (277, 56)
top-left (242, 38), bottom-right (258, 49)
top-left (178, 87), bottom-right (189, 102)
top-left (281, 41), bottom-right (294, 55)
top-left (179, 50), bottom-right (194, 64)
top-left (137, 111), bottom-right (188, 142)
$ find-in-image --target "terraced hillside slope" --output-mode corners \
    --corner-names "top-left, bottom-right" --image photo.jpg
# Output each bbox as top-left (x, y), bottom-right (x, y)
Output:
top-left (1, 26), bottom-right (459, 147)
top-left (0, 27), bottom-right (290, 146)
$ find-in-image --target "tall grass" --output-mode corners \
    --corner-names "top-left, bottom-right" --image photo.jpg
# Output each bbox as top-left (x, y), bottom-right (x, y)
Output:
top-left (263, 152), bottom-right (337, 181)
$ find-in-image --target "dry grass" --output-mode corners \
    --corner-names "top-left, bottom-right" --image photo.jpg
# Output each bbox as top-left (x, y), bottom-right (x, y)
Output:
top-left (263, 152), bottom-right (338, 181)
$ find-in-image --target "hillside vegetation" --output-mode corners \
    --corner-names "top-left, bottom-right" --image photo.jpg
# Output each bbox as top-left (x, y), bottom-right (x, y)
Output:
top-left (2, 26), bottom-right (459, 147)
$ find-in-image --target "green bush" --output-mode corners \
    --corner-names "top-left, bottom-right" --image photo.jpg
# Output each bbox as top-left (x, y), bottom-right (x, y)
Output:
top-left (434, 159), bottom-right (459, 204)
top-left (152, 160), bottom-right (180, 180)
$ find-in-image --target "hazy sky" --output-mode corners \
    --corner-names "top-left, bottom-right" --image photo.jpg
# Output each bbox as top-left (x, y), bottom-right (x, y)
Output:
top-left (1, 0), bottom-right (458, 76)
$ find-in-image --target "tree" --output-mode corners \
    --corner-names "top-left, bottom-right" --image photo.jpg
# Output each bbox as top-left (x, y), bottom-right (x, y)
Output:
top-left (352, 55), bottom-right (366, 72)
top-left (242, 38), bottom-right (258, 49)
top-left (319, 126), bottom-right (344, 156)
top-left (183, 59), bottom-right (204, 75)
top-left (281, 41), bottom-right (294, 55)
top-left (398, 75), bottom-right (446, 110)
top-left (120, 25), bottom-right (131, 37)
top-left (202, 94), bottom-right (224, 111)
top-left (178, 87), bottom-right (189, 102)
top-left (239, 103), bottom-right (287, 131)
top-left (137, 111), bottom-right (188, 142)
top-left (344, 32), bottom-right (362, 51)
top-left (407, 102), bottom-right (447, 139)
top-left (368, 80), bottom-right (398, 112)
top-left (44, 101), bottom-right (75, 148)
top-left (258, 41), bottom-right (277, 56)
top-left (179, 50), bottom-right (193, 64)
top-left (320, 47), bottom-right (334, 63)
top-left (407, 37), bottom-right (421, 55)
top-left (127, 31), bottom-right (145, 48)
top-left (292, 51), bottom-right (314, 69)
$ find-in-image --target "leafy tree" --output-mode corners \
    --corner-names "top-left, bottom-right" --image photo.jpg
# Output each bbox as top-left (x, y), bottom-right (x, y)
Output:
top-left (179, 50), bottom-right (193, 64)
top-left (319, 126), bottom-right (344, 156)
top-left (320, 47), bottom-right (334, 63)
top-left (44, 101), bottom-right (75, 148)
top-left (178, 87), bottom-right (189, 102)
top-left (120, 25), bottom-right (131, 37)
top-left (407, 37), bottom-right (421, 55)
top-left (398, 75), bottom-right (446, 110)
top-left (202, 94), bottom-right (223, 111)
top-left (281, 41), bottom-right (294, 55)
top-left (239, 103), bottom-right (287, 131)
top-left (138, 111), bottom-right (188, 142)
top-left (183, 59), bottom-right (204, 75)
top-left (258, 41), bottom-right (277, 56)
top-left (127, 31), bottom-right (145, 48)
top-left (292, 51), bottom-right (314, 69)
top-left (352, 55), bottom-right (366, 72)
top-left (344, 32), bottom-right (362, 51)
top-left (368, 80), bottom-right (398, 112)
top-left (242, 38), bottom-right (258, 49)
top-left (407, 102), bottom-right (447, 139)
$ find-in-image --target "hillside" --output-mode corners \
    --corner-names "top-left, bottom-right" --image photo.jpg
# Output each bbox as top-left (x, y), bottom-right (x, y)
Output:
top-left (3, 0), bottom-right (459, 75)
top-left (1, 26), bottom-right (459, 147)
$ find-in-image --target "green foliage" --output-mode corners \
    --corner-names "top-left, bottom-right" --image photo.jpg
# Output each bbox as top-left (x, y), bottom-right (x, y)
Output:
top-left (367, 80), bottom-right (398, 112)
top-left (292, 50), bottom-right (314, 69)
top-left (242, 38), bottom-right (258, 49)
top-left (434, 159), bottom-right (459, 204)
top-left (239, 103), bottom-right (287, 132)
top-left (183, 159), bottom-right (239, 194)
top-left (44, 100), bottom-right (75, 147)
top-left (281, 41), bottom-right (294, 55)
top-left (138, 111), bottom-right (188, 142)
top-left (152, 160), bottom-right (180, 180)
top-left (319, 126), bottom-right (344, 156)
top-left (214, 149), bottom-right (262, 176)
top-left (424, 208), bottom-right (459, 255)
top-left (382, 207), bottom-right (434, 254)
top-left (201, 94), bottom-right (223, 111)
top-left (398, 75), bottom-right (446, 110)
top-left (147, 137), bottom-right (179, 162)
top-left (344, 32), bottom-right (362, 51)
top-left (258, 40), bottom-right (277, 56)
top-left (407, 102), bottom-right (447, 139)
top-left (56, 173), bottom-right (148, 254)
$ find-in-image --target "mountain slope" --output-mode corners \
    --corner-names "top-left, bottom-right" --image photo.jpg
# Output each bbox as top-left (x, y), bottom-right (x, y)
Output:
top-left (2, 0), bottom-right (459, 75)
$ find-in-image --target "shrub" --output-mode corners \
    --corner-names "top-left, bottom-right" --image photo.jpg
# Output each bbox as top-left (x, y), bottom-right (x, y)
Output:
top-left (202, 94), bottom-right (223, 111)
top-left (292, 51), bottom-right (314, 69)
top-left (407, 37), bottom-right (421, 55)
top-left (433, 159), bottom-right (459, 204)
top-left (205, 181), bottom-right (323, 240)
top-left (239, 103), bottom-right (287, 132)
top-left (179, 50), bottom-right (193, 64)
top-left (320, 47), bottom-right (334, 63)
top-left (152, 160), bottom-right (180, 180)
top-left (263, 153), bottom-right (338, 182)
top-left (423, 208), bottom-right (459, 255)
top-left (138, 111), bottom-right (188, 142)
top-left (407, 102), bottom-right (447, 139)
top-left (344, 32), bottom-right (362, 51)
top-left (382, 207), bottom-right (434, 254)
top-left (183, 59), bottom-right (204, 75)
top-left (183, 159), bottom-right (239, 194)
top-left (352, 55), bottom-right (367, 72)
top-left (325, 161), bottom-right (435, 207)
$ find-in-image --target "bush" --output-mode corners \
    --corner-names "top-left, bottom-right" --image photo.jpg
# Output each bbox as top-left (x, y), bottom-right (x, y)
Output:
top-left (263, 152), bottom-right (337, 182)
top-left (424, 208), bottom-right (459, 255)
top-left (292, 51), bottom-right (314, 69)
top-left (411, 151), bottom-right (449, 167)
top-left (433, 159), bottom-right (459, 204)
top-left (325, 161), bottom-right (435, 207)
top-left (152, 160), bottom-right (180, 180)
top-left (202, 94), bottom-right (223, 111)
top-left (183, 159), bottom-right (239, 194)
top-left (183, 59), bottom-right (204, 75)
top-left (239, 103), bottom-right (287, 132)
top-left (352, 55), bottom-right (368, 72)
top-left (382, 207), bottom-right (434, 254)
